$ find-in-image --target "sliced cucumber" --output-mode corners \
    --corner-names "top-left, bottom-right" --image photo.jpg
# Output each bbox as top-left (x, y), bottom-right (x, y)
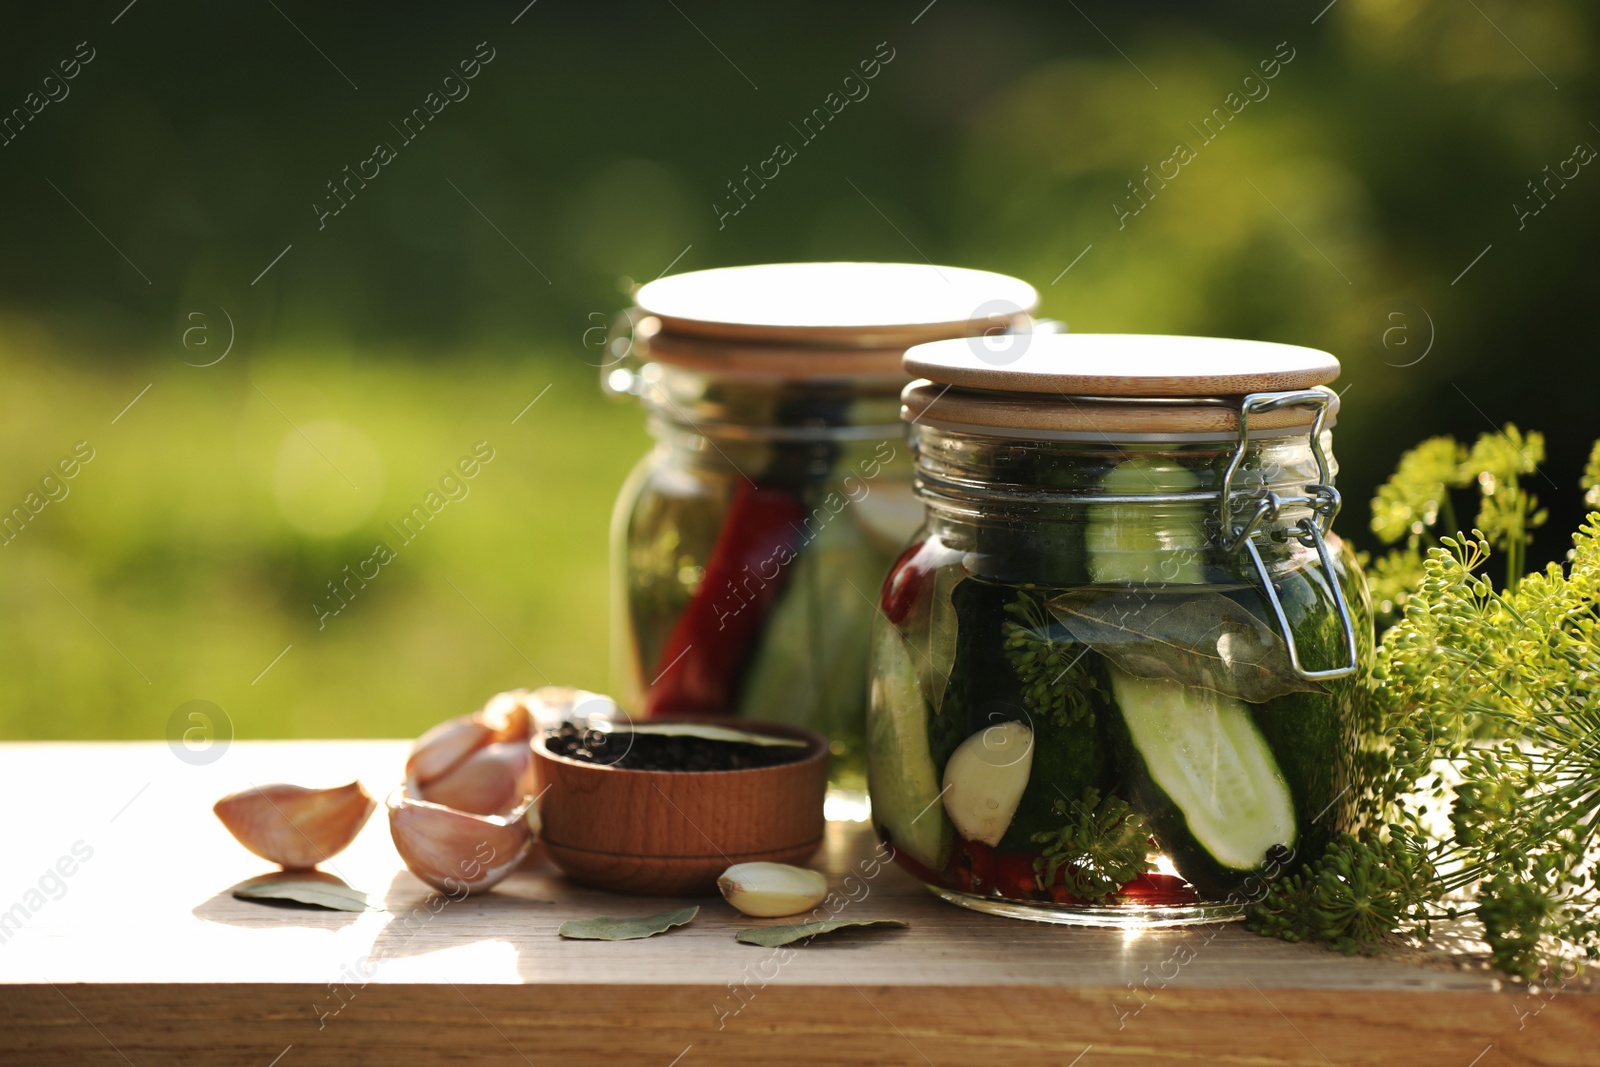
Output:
top-left (1252, 546), bottom-right (1370, 861)
top-left (1088, 456), bottom-right (1207, 584)
top-left (867, 622), bottom-right (953, 871)
top-left (737, 511), bottom-right (894, 786)
top-left (1109, 666), bottom-right (1295, 871)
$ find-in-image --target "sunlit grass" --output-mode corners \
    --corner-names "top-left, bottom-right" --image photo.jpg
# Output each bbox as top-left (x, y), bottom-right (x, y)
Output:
top-left (0, 342), bottom-right (647, 741)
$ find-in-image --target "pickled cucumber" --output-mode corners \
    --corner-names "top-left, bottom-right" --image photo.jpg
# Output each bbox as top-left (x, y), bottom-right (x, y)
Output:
top-left (867, 622), bottom-right (953, 871)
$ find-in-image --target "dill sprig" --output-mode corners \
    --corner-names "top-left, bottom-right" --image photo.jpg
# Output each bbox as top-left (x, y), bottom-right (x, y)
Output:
top-left (1030, 787), bottom-right (1150, 903)
top-left (1582, 440), bottom-right (1600, 511)
top-left (1002, 591), bottom-right (1103, 728)
top-left (1365, 425), bottom-right (1547, 626)
top-left (1247, 829), bottom-right (1437, 956)
top-left (1252, 433), bottom-right (1600, 979)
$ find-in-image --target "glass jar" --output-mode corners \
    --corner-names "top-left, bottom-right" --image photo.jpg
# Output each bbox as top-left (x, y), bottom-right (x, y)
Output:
top-left (607, 263), bottom-right (1038, 795)
top-left (867, 334), bottom-right (1375, 925)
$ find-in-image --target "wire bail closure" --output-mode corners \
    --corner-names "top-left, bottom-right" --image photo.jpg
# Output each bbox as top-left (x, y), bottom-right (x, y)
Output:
top-left (1220, 389), bottom-right (1359, 681)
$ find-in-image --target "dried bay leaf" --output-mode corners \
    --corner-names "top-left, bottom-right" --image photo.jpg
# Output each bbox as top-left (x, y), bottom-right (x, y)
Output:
top-left (558, 906), bottom-right (699, 941)
top-left (232, 872), bottom-right (379, 912)
top-left (735, 918), bottom-right (908, 947)
top-left (1047, 588), bottom-right (1324, 703)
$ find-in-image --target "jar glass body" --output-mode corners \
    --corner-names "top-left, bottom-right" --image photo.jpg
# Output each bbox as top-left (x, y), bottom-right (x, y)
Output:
top-left (612, 363), bottom-right (919, 792)
top-left (867, 424), bottom-right (1375, 924)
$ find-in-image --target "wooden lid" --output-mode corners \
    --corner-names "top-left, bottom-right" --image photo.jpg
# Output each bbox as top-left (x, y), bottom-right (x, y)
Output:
top-left (903, 333), bottom-right (1340, 397)
top-left (639, 332), bottom-right (907, 383)
top-left (902, 381), bottom-right (1340, 440)
top-left (635, 262), bottom-right (1040, 348)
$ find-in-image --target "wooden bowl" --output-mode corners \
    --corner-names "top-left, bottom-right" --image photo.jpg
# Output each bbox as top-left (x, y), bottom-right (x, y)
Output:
top-left (531, 721), bottom-right (828, 895)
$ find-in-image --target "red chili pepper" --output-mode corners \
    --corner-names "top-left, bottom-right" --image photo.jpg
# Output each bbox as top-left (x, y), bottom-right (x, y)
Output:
top-left (879, 538), bottom-right (931, 625)
top-left (643, 484), bottom-right (807, 719)
top-left (878, 835), bottom-right (943, 886)
top-left (994, 851), bottom-right (1042, 900)
top-left (1027, 859), bottom-right (1092, 906)
top-left (952, 838), bottom-right (997, 895)
top-left (1048, 884), bottom-right (1092, 907)
top-left (1115, 873), bottom-right (1199, 906)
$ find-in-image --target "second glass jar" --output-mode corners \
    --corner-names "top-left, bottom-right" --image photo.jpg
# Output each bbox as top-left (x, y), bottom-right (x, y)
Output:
top-left (608, 263), bottom-right (1040, 793)
top-left (868, 336), bottom-right (1375, 924)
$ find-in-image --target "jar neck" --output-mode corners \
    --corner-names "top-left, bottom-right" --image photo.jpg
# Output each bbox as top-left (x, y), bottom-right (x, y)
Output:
top-left (912, 423), bottom-right (1338, 578)
top-left (637, 365), bottom-right (911, 486)
top-left (637, 363), bottom-right (904, 443)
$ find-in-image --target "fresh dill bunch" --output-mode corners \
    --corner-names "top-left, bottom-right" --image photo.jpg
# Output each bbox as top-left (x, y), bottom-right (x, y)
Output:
top-left (1250, 434), bottom-right (1600, 977)
top-left (1365, 426), bottom-right (1548, 626)
top-left (1364, 542), bottom-right (1427, 629)
top-left (1463, 426), bottom-right (1547, 588)
top-left (1030, 787), bottom-right (1150, 903)
top-left (1246, 829), bottom-right (1438, 956)
top-left (1375, 514), bottom-right (1600, 977)
top-left (1002, 591), bottom-right (1103, 728)
top-left (1434, 516), bottom-right (1600, 977)
top-left (1370, 435), bottom-right (1463, 545)
top-left (1581, 440), bottom-right (1600, 512)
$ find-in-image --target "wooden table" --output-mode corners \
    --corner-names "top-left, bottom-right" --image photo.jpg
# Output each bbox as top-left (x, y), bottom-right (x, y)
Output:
top-left (0, 742), bottom-right (1593, 1066)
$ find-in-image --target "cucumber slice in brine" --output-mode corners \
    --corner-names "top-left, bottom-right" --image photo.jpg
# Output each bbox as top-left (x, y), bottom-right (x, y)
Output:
top-left (868, 623), bottom-right (953, 872)
top-left (1088, 456), bottom-right (1207, 584)
top-left (1109, 666), bottom-right (1295, 871)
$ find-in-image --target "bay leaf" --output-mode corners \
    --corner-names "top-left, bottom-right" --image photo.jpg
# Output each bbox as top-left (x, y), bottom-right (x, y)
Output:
top-left (232, 872), bottom-right (379, 912)
top-left (621, 724), bottom-right (806, 748)
top-left (1047, 588), bottom-right (1325, 703)
top-left (558, 906), bottom-right (699, 941)
top-left (735, 918), bottom-right (908, 947)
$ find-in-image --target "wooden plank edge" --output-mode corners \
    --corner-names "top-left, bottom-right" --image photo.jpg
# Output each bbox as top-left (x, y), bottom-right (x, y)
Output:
top-left (1, 983), bottom-right (1593, 1067)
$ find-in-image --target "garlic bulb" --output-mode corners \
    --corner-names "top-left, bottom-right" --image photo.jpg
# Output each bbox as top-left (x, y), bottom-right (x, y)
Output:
top-left (213, 781), bottom-right (375, 869)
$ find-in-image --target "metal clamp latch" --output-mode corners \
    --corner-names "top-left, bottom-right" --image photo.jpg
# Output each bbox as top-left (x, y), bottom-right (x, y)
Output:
top-left (1219, 390), bottom-right (1358, 682)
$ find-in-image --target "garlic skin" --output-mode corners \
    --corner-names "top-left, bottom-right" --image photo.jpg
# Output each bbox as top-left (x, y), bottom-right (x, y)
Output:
top-left (390, 689), bottom-right (548, 894)
top-left (521, 686), bottom-right (621, 729)
top-left (407, 692), bottom-right (534, 793)
top-left (213, 781), bottom-right (376, 869)
top-left (480, 689), bottom-right (537, 738)
top-left (717, 862), bottom-right (828, 917)
top-left (419, 740), bottom-right (535, 817)
top-left (387, 789), bottom-right (534, 895)
top-left (942, 722), bottom-right (1034, 847)
top-left (407, 718), bottom-right (495, 785)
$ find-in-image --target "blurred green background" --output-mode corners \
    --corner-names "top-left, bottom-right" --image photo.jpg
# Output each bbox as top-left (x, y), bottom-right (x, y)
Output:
top-left (2, 1), bottom-right (1595, 740)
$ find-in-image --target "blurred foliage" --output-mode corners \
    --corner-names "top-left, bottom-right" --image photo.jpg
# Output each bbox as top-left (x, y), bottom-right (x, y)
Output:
top-left (0, 0), bottom-right (1595, 738)
top-left (0, 338), bottom-right (645, 739)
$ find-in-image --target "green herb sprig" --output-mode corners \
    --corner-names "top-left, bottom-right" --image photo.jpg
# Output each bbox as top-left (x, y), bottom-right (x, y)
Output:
top-left (1366, 425), bottom-right (1547, 626)
top-left (1247, 829), bottom-right (1437, 956)
top-left (1030, 787), bottom-right (1150, 903)
top-left (1002, 591), bottom-right (1103, 728)
top-left (1251, 431), bottom-right (1600, 979)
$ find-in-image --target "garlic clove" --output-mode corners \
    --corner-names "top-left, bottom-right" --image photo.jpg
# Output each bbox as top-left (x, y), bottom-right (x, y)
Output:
top-left (717, 862), bottom-right (828, 917)
top-left (213, 781), bottom-right (376, 869)
top-left (526, 686), bottom-right (622, 727)
top-left (387, 789), bottom-right (534, 895)
top-left (942, 722), bottom-right (1034, 847)
top-left (418, 740), bottom-right (535, 816)
top-left (481, 690), bottom-right (535, 742)
top-left (407, 717), bottom-right (494, 785)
